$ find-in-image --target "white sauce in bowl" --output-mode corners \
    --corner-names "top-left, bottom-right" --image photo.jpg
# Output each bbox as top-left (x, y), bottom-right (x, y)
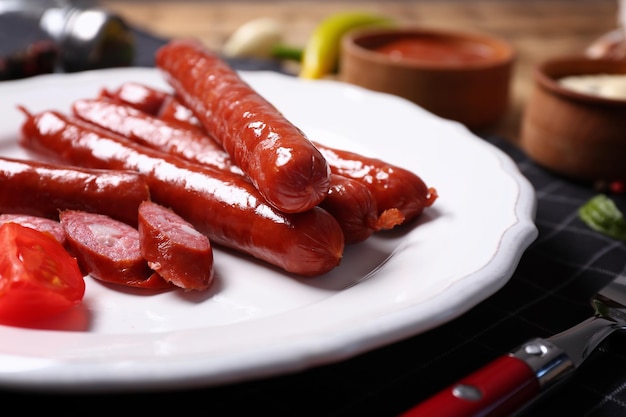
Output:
top-left (558, 74), bottom-right (626, 100)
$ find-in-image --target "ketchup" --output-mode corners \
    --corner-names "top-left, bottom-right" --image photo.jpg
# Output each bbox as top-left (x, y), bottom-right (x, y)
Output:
top-left (372, 37), bottom-right (494, 65)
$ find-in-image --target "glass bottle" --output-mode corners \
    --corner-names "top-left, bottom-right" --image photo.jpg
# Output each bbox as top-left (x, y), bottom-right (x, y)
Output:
top-left (0, 0), bottom-right (134, 73)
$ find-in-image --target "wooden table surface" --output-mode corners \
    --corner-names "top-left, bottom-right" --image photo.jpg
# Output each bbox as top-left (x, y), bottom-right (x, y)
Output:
top-left (101, 0), bottom-right (620, 142)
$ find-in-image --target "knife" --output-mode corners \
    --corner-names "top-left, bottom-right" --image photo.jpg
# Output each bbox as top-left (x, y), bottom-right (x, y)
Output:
top-left (400, 274), bottom-right (626, 417)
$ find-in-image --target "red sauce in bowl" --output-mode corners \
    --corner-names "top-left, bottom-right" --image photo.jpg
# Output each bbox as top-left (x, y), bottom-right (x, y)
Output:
top-left (372, 37), bottom-right (495, 65)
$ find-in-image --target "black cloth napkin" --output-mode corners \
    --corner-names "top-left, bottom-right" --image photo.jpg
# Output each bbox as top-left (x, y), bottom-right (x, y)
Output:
top-left (2, 16), bottom-right (626, 417)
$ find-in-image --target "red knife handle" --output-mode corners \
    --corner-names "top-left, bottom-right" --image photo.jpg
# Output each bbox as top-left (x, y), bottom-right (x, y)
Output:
top-left (400, 355), bottom-right (540, 417)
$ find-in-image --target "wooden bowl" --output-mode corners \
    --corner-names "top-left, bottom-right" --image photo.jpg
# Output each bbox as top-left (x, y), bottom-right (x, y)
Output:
top-left (520, 56), bottom-right (626, 183)
top-left (339, 26), bottom-right (515, 131)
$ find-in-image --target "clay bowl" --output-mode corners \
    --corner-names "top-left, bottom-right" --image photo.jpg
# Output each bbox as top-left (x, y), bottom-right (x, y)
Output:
top-left (339, 26), bottom-right (515, 131)
top-left (520, 56), bottom-right (626, 183)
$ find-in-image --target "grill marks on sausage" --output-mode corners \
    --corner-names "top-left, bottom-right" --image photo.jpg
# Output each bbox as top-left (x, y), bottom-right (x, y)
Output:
top-left (155, 39), bottom-right (331, 214)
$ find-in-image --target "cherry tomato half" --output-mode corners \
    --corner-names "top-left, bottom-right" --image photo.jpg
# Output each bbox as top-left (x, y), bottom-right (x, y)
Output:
top-left (0, 222), bottom-right (85, 326)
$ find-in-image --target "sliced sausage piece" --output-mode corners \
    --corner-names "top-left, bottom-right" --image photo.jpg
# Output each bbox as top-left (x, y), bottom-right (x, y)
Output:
top-left (59, 210), bottom-right (171, 289)
top-left (156, 39), bottom-right (331, 213)
top-left (138, 201), bottom-right (214, 291)
top-left (0, 214), bottom-right (66, 246)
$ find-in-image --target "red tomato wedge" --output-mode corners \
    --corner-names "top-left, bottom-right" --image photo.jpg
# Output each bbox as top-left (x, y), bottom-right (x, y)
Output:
top-left (0, 222), bottom-right (85, 325)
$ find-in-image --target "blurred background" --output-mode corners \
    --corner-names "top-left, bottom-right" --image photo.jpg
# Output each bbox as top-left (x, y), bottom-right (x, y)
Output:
top-left (0, 0), bottom-right (620, 140)
top-left (95, 0), bottom-right (619, 140)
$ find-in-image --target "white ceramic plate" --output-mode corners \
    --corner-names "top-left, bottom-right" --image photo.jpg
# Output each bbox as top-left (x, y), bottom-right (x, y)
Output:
top-left (0, 68), bottom-right (537, 392)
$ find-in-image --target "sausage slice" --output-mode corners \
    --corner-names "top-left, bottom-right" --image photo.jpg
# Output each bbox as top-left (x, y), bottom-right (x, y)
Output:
top-left (138, 201), bottom-right (214, 291)
top-left (0, 214), bottom-right (66, 246)
top-left (60, 210), bottom-right (171, 289)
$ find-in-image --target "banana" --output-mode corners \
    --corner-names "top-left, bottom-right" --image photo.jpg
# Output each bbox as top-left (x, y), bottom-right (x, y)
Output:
top-left (299, 11), bottom-right (395, 79)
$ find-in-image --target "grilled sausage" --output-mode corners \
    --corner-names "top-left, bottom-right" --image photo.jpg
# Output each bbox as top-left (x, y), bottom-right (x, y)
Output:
top-left (72, 98), bottom-right (402, 243)
top-left (115, 86), bottom-right (438, 223)
top-left (20, 109), bottom-right (344, 276)
top-left (0, 154), bottom-right (149, 226)
top-left (155, 39), bottom-right (331, 213)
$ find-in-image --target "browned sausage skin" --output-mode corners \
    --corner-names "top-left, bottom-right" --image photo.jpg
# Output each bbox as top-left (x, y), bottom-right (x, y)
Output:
top-left (321, 174), bottom-right (405, 243)
top-left (155, 39), bottom-right (331, 214)
top-left (100, 81), bottom-right (167, 115)
top-left (20, 110), bottom-right (344, 276)
top-left (316, 144), bottom-right (438, 223)
top-left (0, 154), bottom-right (149, 226)
top-left (94, 82), bottom-right (437, 225)
top-left (103, 82), bottom-right (438, 223)
top-left (72, 98), bottom-right (244, 176)
top-left (158, 94), bottom-right (202, 128)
